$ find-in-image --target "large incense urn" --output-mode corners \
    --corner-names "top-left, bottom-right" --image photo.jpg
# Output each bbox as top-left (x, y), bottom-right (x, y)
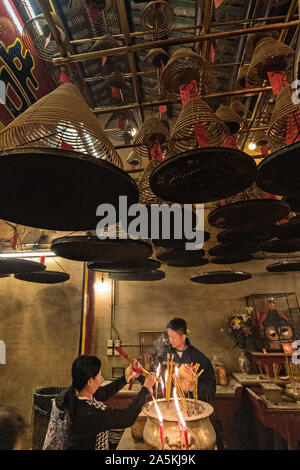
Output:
top-left (142, 398), bottom-right (216, 450)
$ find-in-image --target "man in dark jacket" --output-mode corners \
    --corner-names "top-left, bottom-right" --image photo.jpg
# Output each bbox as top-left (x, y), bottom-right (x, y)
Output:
top-left (159, 317), bottom-right (216, 403)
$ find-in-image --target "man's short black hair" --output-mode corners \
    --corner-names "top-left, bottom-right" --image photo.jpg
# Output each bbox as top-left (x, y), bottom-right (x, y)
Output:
top-left (166, 317), bottom-right (187, 335)
top-left (0, 405), bottom-right (27, 450)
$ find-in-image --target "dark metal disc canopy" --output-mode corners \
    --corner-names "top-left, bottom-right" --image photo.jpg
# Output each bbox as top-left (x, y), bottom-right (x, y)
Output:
top-left (260, 238), bottom-right (300, 253)
top-left (0, 258), bottom-right (46, 274)
top-left (152, 231), bottom-right (210, 249)
top-left (88, 258), bottom-right (160, 273)
top-left (149, 147), bottom-right (257, 203)
top-left (14, 271), bottom-right (70, 283)
top-left (266, 261), bottom-right (300, 272)
top-left (276, 217), bottom-right (300, 240)
top-left (51, 236), bottom-right (152, 263)
top-left (208, 199), bottom-right (290, 229)
top-left (211, 256), bottom-right (252, 264)
top-left (0, 147), bottom-right (138, 231)
top-left (217, 224), bottom-right (278, 244)
top-left (208, 243), bottom-right (259, 258)
top-left (256, 142), bottom-right (300, 197)
top-left (190, 271), bottom-right (252, 284)
top-left (108, 270), bottom-right (165, 281)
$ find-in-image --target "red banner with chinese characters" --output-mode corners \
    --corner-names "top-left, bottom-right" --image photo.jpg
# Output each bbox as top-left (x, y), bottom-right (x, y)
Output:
top-left (0, 1), bottom-right (55, 129)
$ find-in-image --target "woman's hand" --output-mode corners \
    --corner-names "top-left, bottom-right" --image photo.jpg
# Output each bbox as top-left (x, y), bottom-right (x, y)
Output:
top-left (125, 360), bottom-right (143, 382)
top-left (144, 372), bottom-right (156, 393)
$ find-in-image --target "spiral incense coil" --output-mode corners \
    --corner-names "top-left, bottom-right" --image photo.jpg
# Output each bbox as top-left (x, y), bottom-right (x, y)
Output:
top-left (215, 105), bottom-right (242, 134)
top-left (95, 72), bottom-right (135, 109)
top-left (160, 48), bottom-right (215, 98)
top-left (105, 111), bottom-right (138, 143)
top-left (0, 83), bottom-right (122, 168)
top-left (246, 37), bottom-right (293, 88)
top-left (169, 97), bottom-right (228, 153)
top-left (140, 1), bottom-right (175, 39)
top-left (84, 36), bottom-right (130, 81)
top-left (22, 12), bottom-right (68, 62)
top-left (236, 64), bottom-right (251, 89)
top-left (268, 86), bottom-right (300, 148)
top-left (133, 117), bottom-right (169, 158)
top-left (138, 160), bottom-right (171, 206)
top-left (69, 0), bottom-right (120, 37)
top-left (143, 48), bottom-right (169, 69)
top-left (253, 130), bottom-right (269, 147)
top-left (230, 101), bottom-right (249, 120)
top-left (244, 27), bottom-right (279, 60)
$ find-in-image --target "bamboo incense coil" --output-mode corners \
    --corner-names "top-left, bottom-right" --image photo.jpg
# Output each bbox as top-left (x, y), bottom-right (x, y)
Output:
top-left (69, 0), bottom-right (120, 37)
top-left (84, 36), bottom-right (129, 81)
top-left (230, 101), bottom-right (249, 120)
top-left (268, 86), bottom-right (300, 148)
top-left (140, 1), bottom-right (175, 39)
top-left (215, 105), bottom-right (242, 134)
top-left (143, 48), bottom-right (169, 69)
top-left (246, 37), bottom-right (293, 88)
top-left (138, 160), bottom-right (168, 206)
top-left (160, 48), bottom-right (215, 98)
top-left (22, 12), bottom-right (68, 62)
top-left (104, 111), bottom-right (138, 143)
top-left (169, 97), bottom-right (228, 153)
top-left (133, 117), bottom-right (169, 158)
top-left (95, 72), bottom-right (135, 109)
top-left (0, 83), bottom-right (122, 168)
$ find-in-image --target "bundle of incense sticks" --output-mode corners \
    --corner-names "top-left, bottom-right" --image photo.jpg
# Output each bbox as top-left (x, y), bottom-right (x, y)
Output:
top-left (285, 357), bottom-right (300, 386)
top-left (165, 353), bottom-right (174, 402)
top-left (173, 368), bottom-right (189, 414)
top-left (115, 346), bottom-right (160, 381)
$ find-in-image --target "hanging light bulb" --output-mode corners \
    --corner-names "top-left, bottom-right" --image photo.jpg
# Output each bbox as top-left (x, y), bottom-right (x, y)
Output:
top-left (94, 273), bottom-right (110, 294)
top-left (248, 142), bottom-right (257, 151)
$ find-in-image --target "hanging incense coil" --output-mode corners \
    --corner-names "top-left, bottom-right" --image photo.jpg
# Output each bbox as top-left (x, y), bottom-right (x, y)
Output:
top-left (95, 72), bottom-right (135, 110)
top-left (253, 130), bottom-right (269, 147)
top-left (236, 65), bottom-right (251, 89)
top-left (138, 160), bottom-right (198, 241)
top-left (160, 48), bottom-right (215, 98)
top-left (127, 150), bottom-right (141, 166)
top-left (169, 97), bottom-right (228, 153)
top-left (244, 27), bottom-right (279, 60)
top-left (230, 101), bottom-right (249, 120)
top-left (215, 105), bottom-right (242, 134)
top-left (69, 0), bottom-right (120, 37)
top-left (84, 37), bottom-right (130, 81)
top-left (140, 1), bottom-right (175, 39)
top-left (105, 112), bottom-right (138, 143)
top-left (143, 48), bottom-right (169, 69)
top-left (246, 37), bottom-right (293, 88)
top-left (133, 117), bottom-right (169, 158)
top-left (0, 83), bottom-right (122, 168)
top-left (22, 12), bottom-right (69, 62)
top-left (267, 86), bottom-right (299, 149)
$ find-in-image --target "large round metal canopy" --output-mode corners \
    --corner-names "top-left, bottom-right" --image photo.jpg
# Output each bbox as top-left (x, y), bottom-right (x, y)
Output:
top-left (149, 147), bottom-right (257, 203)
top-left (51, 236), bottom-right (152, 263)
top-left (0, 147), bottom-right (138, 231)
top-left (190, 271), bottom-right (252, 284)
top-left (208, 199), bottom-right (290, 229)
top-left (211, 256), bottom-right (252, 264)
top-left (260, 238), bottom-right (300, 253)
top-left (217, 224), bottom-right (278, 244)
top-left (266, 261), bottom-right (300, 272)
top-left (0, 258), bottom-right (46, 274)
top-left (14, 270), bottom-right (70, 283)
top-left (208, 243), bottom-right (258, 257)
top-left (276, 217), bottom-right (300, 240)
top-left (108, 270), bottom-right (165, 281)
top-left (256, 143), bottom-right (300, 197)
top-left (88, 258), bottom-right (161, 273)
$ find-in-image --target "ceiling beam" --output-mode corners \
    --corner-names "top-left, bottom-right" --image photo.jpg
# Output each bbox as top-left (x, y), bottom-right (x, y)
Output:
top-left (53, 19), bottom-right (299, 65)
top-left (116, 0), bottom-right (144, 124)
top-left (92, 86), bottom-right (273, 115)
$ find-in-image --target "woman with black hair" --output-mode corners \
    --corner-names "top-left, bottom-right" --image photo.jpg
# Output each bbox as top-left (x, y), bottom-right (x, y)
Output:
top-left (56, 354), bottom-right (155, 450)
